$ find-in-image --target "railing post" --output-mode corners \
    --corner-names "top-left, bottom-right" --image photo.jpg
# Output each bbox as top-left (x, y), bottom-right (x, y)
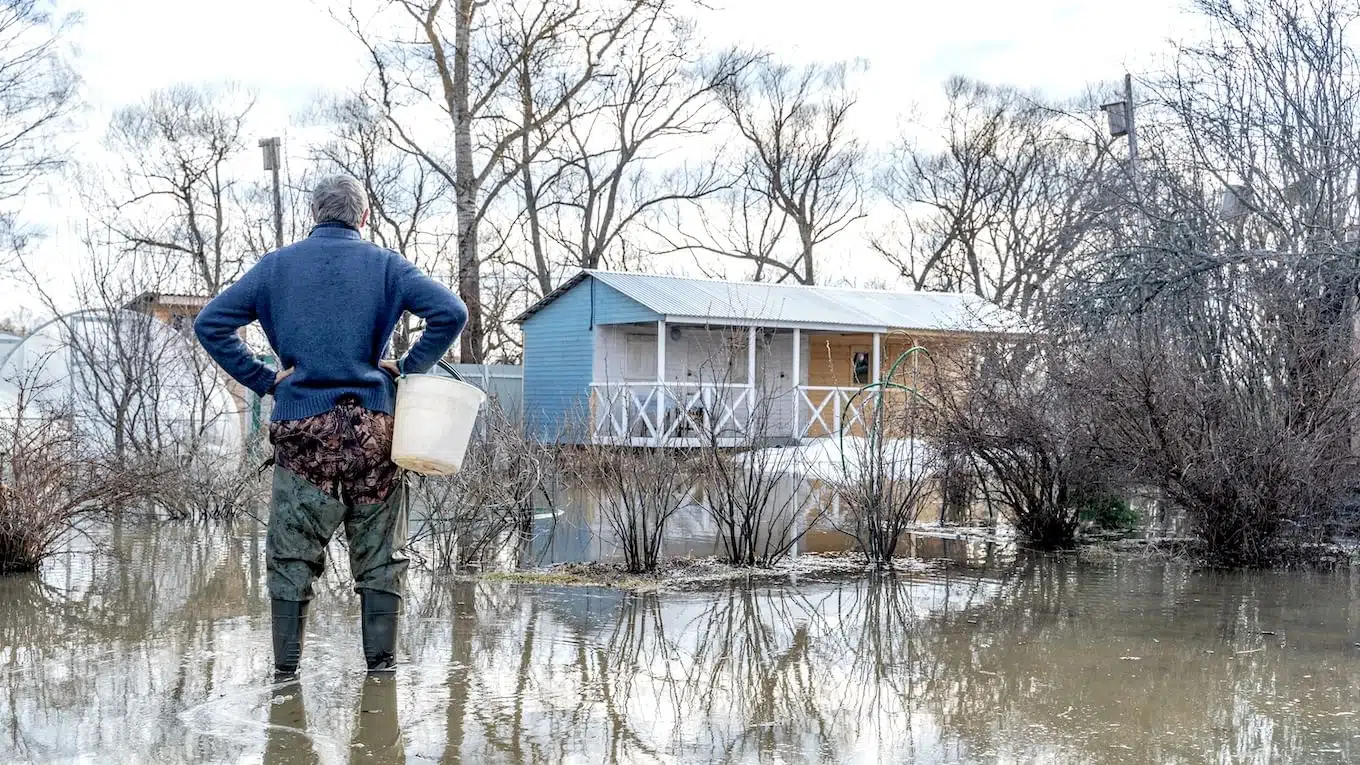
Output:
top-left (833, 390), bottom-right (841, 435)
top-left (747, 326), bottom-right (757, 436)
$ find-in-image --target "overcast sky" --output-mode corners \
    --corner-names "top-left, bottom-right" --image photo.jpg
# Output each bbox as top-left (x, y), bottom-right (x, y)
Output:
top-left (62, 0), bottom-right (1188, 131)
top-left (11, 0), bottom-right (1192, 320)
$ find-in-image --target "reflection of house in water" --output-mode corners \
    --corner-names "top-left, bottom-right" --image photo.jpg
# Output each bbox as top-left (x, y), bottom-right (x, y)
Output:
top-left (525, 485), bottom-right (727, 565)
top-left (524, 482), bottom-right (1005, 567)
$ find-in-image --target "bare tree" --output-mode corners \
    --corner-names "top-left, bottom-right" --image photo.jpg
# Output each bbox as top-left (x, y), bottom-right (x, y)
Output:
top-left (685, 59), bottom-right (865, 284)
top-left (526, 23), bottom-right (750, 291)
top-left (348, 0), bottom-right (658, 361)
top-left (17, 233), bottom-right (248, 521)
top-left (0, 1), bottom-right (77, 262)
top-left (95, 83), bottom-right (256, 297)
top-left (1047, 0), bottom-right (1360, 565)
top-left (873, 77), bottom-right (1112, 316)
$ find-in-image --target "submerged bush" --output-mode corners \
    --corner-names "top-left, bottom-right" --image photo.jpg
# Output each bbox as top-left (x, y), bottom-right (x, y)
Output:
top-left (0, 394), bottom-right (149, 574)
top-left (1076, 491), bottom-right (1139, 532)
top-left (575, 444), bottom-right (698, 573)
top-left (407, 398), bottom-right (556, 571)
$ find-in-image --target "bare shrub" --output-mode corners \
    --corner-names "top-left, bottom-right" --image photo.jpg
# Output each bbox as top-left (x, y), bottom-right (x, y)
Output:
top-left (574, 443), bottom-right (698, 573)
top-left (935, 340), bottom-right (1103, 550)
top-left (822, 401), bottom-right (941, 567)
top-left (408, 397), bottom-right (556, 571)
top-left (0, 376), bottom-right (151, 573)
top-left (1070, 298), bottom-right (1359, 566)
top-left (153, 446), bottom-right (269, 524)
top-left (694, 389), bottom-right (822, 566)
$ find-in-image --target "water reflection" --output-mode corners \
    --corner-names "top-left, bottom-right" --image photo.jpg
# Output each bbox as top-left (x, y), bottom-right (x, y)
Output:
top-left (2, 522), bottom-right (1360, 763)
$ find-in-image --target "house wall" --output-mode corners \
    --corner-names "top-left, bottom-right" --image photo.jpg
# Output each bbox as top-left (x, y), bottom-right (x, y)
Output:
top-left (523, 279), bottom-right (657, 441)
top-left (806, 331), bottom-right (971, 389)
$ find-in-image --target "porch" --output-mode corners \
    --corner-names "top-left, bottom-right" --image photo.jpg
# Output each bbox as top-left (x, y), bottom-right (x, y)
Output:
top-left (588, 321), bottom-right (928, 447)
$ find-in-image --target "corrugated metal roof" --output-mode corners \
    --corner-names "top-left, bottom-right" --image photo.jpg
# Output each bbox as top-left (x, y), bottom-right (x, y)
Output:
top-left (515, 270), bottom-right (1024, 334)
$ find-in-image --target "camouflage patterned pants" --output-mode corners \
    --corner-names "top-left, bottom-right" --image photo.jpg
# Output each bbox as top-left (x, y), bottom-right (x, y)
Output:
top-left (266, 466), bottom-right (409, 602)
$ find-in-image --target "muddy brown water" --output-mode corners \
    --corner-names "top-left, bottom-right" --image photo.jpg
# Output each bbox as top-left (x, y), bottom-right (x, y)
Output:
top-left (2, 521), bottom-right (1360, 764)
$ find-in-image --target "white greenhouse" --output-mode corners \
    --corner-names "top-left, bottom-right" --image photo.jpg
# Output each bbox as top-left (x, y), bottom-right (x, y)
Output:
top-left (0, 309), bottom-right (245, 461)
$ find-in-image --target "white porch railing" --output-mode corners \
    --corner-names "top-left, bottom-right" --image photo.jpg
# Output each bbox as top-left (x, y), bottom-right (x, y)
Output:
top-left (590, 383), bottom-right (755, 446)
top-left (797, 386), bottom-right (882, 440)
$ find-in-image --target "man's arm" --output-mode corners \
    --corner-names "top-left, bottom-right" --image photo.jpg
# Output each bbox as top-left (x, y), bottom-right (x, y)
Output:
top-left (194, 269), bottom-right (277, 397)
top-left (395, 258), bottom-right (468, 373)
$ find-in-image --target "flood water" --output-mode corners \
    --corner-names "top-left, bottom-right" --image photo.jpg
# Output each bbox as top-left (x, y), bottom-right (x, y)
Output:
top-left (3, 521), bottom-right (1360, 764)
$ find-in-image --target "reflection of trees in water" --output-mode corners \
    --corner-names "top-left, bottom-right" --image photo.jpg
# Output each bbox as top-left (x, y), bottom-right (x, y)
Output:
top-left (895, 558), bottom-right (1360, 764)
top-left (10, 524), bottom-right (1360, 764)
top-left (675, 586), bottom-right (833, 763)
top-left (0, 521), bottom-right (264, 763)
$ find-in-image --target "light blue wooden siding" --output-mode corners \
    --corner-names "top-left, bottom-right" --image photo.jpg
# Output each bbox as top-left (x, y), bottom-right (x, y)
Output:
top-left (591, 280), bottom-right (659, 325)
top-left (522, 276), bottom-right (658, 441)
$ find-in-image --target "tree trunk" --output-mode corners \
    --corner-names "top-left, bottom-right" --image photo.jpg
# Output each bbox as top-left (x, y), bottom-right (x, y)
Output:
top-left (455, 0), bottom-right (482, 361)
top-left (518, 59), bottom-right (551, 297)
top-left (799, 223), bottom-right (815, 284)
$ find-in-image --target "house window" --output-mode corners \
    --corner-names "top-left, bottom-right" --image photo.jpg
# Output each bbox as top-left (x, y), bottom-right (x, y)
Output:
top-left (852, 351), bottom-right (871, 385)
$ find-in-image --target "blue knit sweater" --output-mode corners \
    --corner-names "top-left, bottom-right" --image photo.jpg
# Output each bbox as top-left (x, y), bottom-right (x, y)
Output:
top-left (194, 222), bottom-right (468, 422)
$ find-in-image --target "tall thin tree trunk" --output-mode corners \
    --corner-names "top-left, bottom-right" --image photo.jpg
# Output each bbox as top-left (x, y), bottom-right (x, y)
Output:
top-left (799, 224), bottom-right (815, 284)
top-left (455, 0), bottom-right (482, 361)
top-left (518, 60), bottom-right (551, 297)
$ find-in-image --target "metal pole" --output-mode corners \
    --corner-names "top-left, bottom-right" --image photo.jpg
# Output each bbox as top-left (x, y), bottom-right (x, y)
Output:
top-left (1124, 73), bottom-right (1139, 196)
top-left (271, 159), bottom-right (283, 249)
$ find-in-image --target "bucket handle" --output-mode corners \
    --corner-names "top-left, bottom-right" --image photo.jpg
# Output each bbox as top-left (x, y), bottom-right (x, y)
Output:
top-left (395, 357), bottom-right (475, 387)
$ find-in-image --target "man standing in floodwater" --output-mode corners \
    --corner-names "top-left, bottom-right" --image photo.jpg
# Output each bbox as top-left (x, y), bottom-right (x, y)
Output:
top-left (194, 174), bottom-right (467, 678)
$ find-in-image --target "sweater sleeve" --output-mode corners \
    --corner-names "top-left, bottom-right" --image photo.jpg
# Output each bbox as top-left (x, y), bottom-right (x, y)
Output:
top-left (395, 257), bottom-right (468, 373)
top-left (193, 267), bottom-right (277, 397)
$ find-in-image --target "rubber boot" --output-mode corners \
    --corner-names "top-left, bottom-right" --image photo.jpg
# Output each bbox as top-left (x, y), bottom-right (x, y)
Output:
top-left (271, 599), bottom-right (308, 679)
top-left (360, 590), bottom-right (400, 672)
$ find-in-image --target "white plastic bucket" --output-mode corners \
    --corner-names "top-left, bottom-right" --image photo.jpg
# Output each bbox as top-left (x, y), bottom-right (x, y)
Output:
top-left (391, 374), bottom-right (487, 476)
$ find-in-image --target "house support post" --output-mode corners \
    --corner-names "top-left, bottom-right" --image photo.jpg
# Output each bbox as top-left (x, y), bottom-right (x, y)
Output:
top-left (748, 326), bottom-right (757, 435)
top-left (657, 320), bottom-right (666, 446)
top-left (791, 328), bottom-right (801, 440)
top-left (872, 332), bottom-right (882, 427)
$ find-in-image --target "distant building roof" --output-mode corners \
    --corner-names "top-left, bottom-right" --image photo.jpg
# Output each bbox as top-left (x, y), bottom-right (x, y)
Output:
top-left (514, 270), bottom-right (1026, 334)
top-left (124, 292), bottom-right (212, 312)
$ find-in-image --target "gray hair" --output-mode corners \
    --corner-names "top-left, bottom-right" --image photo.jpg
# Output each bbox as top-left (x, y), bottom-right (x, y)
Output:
top-left (310, 174), bottom-right (369, 228)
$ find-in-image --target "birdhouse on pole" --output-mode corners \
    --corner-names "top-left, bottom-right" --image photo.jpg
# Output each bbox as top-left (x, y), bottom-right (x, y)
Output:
top-left (259, 137), bottom-right (281, 172)
top-left (1101, 100), bottom-right (1130, 138)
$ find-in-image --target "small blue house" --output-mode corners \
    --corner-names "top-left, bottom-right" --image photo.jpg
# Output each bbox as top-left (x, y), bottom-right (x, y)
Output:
top-left (514, 270), bottom-right (1021, 447)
